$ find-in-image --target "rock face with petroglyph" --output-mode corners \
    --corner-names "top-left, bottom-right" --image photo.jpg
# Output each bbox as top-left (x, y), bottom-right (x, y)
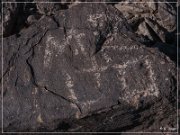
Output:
top-left (2, 3), bottom-right (177, 132)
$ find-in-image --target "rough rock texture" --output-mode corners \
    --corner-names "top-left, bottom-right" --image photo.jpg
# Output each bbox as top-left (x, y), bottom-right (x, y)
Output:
top-left (114, 0), bottom-right (179, 66)
top-left (1, 3), bottom-right (178, 132)
top-left (0, 0), bottom-right (39, 37)
top-left (34, 0), bottom-right (66, 15)
top-left (115, 0), bottom-right (177, 44)
top-left (0, 0), bottom-right (116, 36)
top-left (0, 0), bottom-right (19, 36)
top-left (34, 0), bottom-right (119, 15)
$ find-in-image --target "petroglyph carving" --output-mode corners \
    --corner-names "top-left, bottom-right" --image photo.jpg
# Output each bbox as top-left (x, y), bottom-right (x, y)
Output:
top-left (44, 29), bottom-right (86, 68)
top-left (87, 13), bottom-right (106, 27)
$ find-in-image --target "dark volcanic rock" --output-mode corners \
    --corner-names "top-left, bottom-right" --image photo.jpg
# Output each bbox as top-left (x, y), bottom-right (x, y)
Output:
top-left (114, 0), bottom-right (179, 65)
top-left (1, 3), bottom-right (178, 132)
top-left (0, 0), bottom-right (117, 37)
top-left (34, 0), bottom-right (64, 15)
top-left (115, 0), bottom-right (177, 44)
top-left (34, 0), bottom-right (119, 15)
top-left (1, 0), bottom-right (39, 37)
top-left (0, 1), bottom-right (19, 36)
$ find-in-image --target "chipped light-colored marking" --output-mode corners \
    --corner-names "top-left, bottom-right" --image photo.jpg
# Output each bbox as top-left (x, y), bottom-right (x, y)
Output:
top-left (100, 66), bottom-right (108, 72)
top-left (125, 58), bottom-right (140, 65)
top-left (103, 53), bottom-right (112, 63)
top-left (74, 49), bottom-right (79, 55)
top-left (44, 36), bottom-right (53, 68)
top-left (80, 97), bottom-right (102, 114)
top-left (116, 57), bottom-right (159, 106)
top-left (87, 100), bottom-right (98, 106)
top-left (91, 56), bottom-right (98, 71)
top-left (67, 29), bottom-right (86, 55)
top-left (75, 110), bottom-right (81, 119)
top-left (119, 75), bottom-right (127, 90)
top-left (65, 73), bottom-right (78, 101)
top-left (87, 14), bottom-right (104, 27)
top-left (44, 29), bottom-right (85, 67)
top-left (82, 56), bottom-right (98, 72)
top-left (113, 63), bottom-right (127, 69)
top-left (44, 35), bottom-right (67, 67)
top-left (103, 45), bottom-right (141, 51)
top-left (65, 72), bottom-right (82, 118)
top-left (57, 34), bottom-right (72, 54)
top-left (103, 36), bottom-right (114, 46)
top-left (66, 73), bottom-right (74, 88)
top-left (113, 58), bottom-right (140, 70)
top-left (94, 73), bottom-right (101, 88)
top-left (93, 31), bottom-right (99, 36)
top-left (119, 89), bottom-right (142, 108)
top-left (32, 87), bottom-right (38, 95)
top-left (70, 103), bottom-right (78, 109)
top-left (70, 103), bottom-right (81, 119)
top-left (23, 67), bottom-right (31, 84)
top-left (69, 89), bottom-right (78, 101)
top-left (81, 65), bottom-right (108, 73)
top-left (44, 48), bottom-right (51, 67)
top-left (80, 56), bottom-right (107, 94)
top-left (160, 61), bottom-right (165, 64)
top-left (82, 57), bottom-right (108, 73)
top-left (145, 59), bottom-right (159, 97)
top-left (76, 33), bottom-right (86, 54)
top-left (81, 100), bottom-right (98, 113)
top-left (80, 102), bottom-right (89, 112)
top-left (32, 87), bottom-right (40, 111)
top-left (37, 114), bottom-right (43, 123)
top-left (34, 88), bottom-right (38, 94)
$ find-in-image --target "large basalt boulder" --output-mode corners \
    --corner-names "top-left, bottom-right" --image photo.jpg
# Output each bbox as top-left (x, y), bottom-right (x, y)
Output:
top-left (1, 3), bottom-right (178, 132)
